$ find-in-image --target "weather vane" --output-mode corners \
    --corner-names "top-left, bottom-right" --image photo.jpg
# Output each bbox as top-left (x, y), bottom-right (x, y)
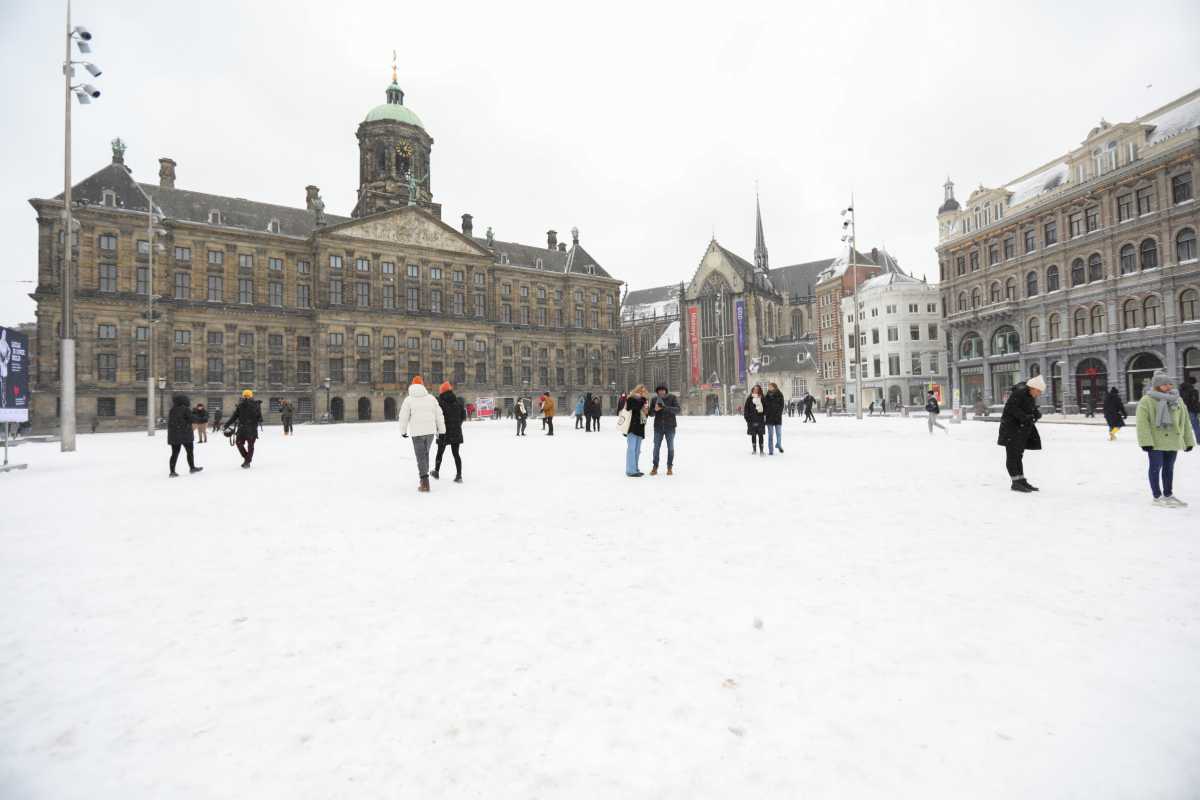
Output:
top-left (391, 50), bottom-right (397, 83)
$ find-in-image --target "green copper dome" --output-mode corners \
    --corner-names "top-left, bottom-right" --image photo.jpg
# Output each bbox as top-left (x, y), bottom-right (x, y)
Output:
top-left (365, 81), bottom-right (424, 128)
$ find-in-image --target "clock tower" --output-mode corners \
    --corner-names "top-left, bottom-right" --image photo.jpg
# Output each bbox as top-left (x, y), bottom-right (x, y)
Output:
top-left (352, 65), bottom-right (438, 218)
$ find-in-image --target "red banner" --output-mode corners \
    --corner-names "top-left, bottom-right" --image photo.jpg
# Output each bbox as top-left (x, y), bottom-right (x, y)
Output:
top-left (687, 306), bottom-right (701, 384)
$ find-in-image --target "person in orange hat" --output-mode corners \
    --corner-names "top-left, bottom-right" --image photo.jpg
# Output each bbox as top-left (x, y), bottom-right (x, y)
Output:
top-left (432, 381), bottom-right (466, 482)
top-left (398, 375), bottom-right (445, 492)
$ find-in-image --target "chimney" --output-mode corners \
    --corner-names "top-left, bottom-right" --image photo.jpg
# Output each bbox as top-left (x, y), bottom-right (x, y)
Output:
top-left (305, 185), bottom-right (320, 211)
top-left (570, 226), bottom-right (579, 246)
top-left (547, 229), bottom-right (557, 250)
top-left (158, 158), bottom-right (176, 189)
top-left (461, 213), bottom-right (474, 237)
top-left (557, 242), bottom-right (566, 253)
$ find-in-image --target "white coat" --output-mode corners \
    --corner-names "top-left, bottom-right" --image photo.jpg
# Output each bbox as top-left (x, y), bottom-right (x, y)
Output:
top-left (397, 384), bottom-right (446, 437)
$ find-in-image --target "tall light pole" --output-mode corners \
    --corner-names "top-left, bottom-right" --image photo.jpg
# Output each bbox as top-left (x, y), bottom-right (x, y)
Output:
top-left (842, 199), bottom-right (863, 419)
top-left (139, 188), bottom-right (165, 435)
top-left (59, 0), bottom-right (101, 451)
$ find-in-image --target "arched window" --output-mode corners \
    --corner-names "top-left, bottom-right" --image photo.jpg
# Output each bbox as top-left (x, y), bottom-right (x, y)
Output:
top-left (1120, 244), bottom-right (1136, 274)
top-left (1087, 253), bottom-right (1103, 282)
top-left (375, 142), bottom-right (388, 174)
top-left (1005, 277), bottom-right (1016, 300)
top-left (1143, 294), bottom-right (1161, 326)
top-left (791, 309), bottom-right (803, 337)
top-left (1028, 316), bottom-right (1040, 343)
top-left (989, 282), bottom-right (1001, 303)
top-left (1180, 288), bottom-right (1199, 322)
top-left (970, 288), bottom-right (981, 308)
top-left (1048, 313), bottom-right (1061, 340)
top-left (1026, 270), bottom-right (1039, 297)
top-left (991, 325), bottom-right (1019, 355)
top-left (1073, 307), bottom-right (1088, 336)
top-left (1090, 304), bottom-right (1105, 333)
top-left (1046, 265), bottom-right (1060, 291)
top-left (960, 332), bottom-right (984, 359)
top-left (1140, 238), bottom-right (1158, 269)
top-left (1128, 353), bottom-right (1165, 398)
top-left (1177, 227), bottom-right (1197, 262)
top-left (1123, 299), bottom-right (1140, 329)
top-left (957, 292), bottom-right (966, 311)
top-left (1070, 258), bottom-right (1086, 286)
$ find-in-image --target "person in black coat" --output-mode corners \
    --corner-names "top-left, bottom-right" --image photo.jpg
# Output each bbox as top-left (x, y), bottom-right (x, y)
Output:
top-left (1102, 386), bottom-right (1127, 441)
top-left (623, 385), bottom-right (650, 477)
top-left (997, 375), bottom-right (1045, 492)
top-left (647, 384), bottom-right (680, 475)
top-left (763, 382), bottom-right (785, 454)
top-left (191, 402), bottom-right (209, 443)
top-left (590, 396), bottom-right (603, 431)
top-left (224, 390), bottom-right (263, 468)
top-left (432, 383), bottom-right (467, 482)
top-left (167, 394), bottom-right (203, 477)
top-left (925, 390), bottom-right (947, 434)
top-left (802, 392), bottom-right (816, 423)
top-left (744, 385), bottom-right (767, 455)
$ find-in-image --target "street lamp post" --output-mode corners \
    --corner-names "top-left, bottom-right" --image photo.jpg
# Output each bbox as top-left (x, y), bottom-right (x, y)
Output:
top-left (843, 200), bottom-right (863, 419)
top-left (141, 191), bottom-right (165, 435)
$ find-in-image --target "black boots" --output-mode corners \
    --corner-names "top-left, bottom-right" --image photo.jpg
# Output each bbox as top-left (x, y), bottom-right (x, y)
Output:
top-left (1010, 478), bottom-right (1038, 492)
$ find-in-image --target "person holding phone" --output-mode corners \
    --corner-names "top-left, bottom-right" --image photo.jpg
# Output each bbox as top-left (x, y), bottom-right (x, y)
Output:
top-left (648, 384), bottom-right (680, 476)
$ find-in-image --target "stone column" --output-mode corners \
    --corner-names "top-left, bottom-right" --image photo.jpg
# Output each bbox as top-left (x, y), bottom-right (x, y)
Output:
top-left (1062, 351), bottom-right (1074, 412)
top-left (981, 353), bottom-right (992, 404)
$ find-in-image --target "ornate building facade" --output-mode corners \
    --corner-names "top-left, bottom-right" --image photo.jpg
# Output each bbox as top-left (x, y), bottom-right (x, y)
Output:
top-left (28, 74), bottom-right (621, 431)
top-left (937, 88), bottom-right (1200, 411)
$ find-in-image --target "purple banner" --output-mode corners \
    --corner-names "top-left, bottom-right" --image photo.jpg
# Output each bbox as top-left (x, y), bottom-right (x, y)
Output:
top-left (735, 299), bottom-right (746, 385)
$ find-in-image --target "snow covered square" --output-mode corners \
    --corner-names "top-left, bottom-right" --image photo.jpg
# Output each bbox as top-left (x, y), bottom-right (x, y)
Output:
top-left (2, 415), bottom-right (1199, 798)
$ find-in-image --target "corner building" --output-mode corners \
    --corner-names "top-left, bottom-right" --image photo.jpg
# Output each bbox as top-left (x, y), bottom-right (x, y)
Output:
top-left (28, 74), bottom-right (621, 431)
top-left (937, 88), bottom-right (1200, 411)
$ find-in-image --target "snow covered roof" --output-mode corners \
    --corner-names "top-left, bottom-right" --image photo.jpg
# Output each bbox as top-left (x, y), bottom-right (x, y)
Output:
top-left (1005, 161), bottom-right (1069, 208)
top-left (859, 270), bottom-right (925, 292)
top-left (1145, 91), bottom-right (1200, 145)
top-left (622, 284), bottom-right (680, 321)
top-left (650, 320), bottom-right (680, 351)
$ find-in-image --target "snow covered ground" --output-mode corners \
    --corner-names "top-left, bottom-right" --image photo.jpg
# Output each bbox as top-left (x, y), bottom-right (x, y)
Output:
top-left (2, 415), bottom-right (1198, 799)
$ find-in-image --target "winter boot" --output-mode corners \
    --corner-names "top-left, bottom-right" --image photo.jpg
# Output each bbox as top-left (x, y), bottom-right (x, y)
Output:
top-left (1019, 478), bottom-right (1040, 492)
top-left (453, 475), bottom-right (463, 484)
top-left (1010, 478), bottom-right (1034, 493)
top-left (169, 471), bottom-right (179, 478)
top-left (778, 446), bottom-right (784, 454)
top-left (189, 466), bottom-right (203, 474)
top-left (667, 466), bottom-right (673, 476)
top-left (418, 476), bottom-right (430, 493)
top-left (431, 469), bottom-right (440, 480)
top-left (650, 466), bottom-right (658, 476)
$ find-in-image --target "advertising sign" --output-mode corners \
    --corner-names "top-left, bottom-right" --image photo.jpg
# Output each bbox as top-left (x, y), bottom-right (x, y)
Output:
top-left (734, 299), bottom-right (746, 384)
top-left (929, 383), bottom-right (943, 404)
top-left (476, 397), bottom-right (496, 418)
top-left (687, 307), bottom-right (701, 384)
top-left (0, 326), bottom-right (29, 423)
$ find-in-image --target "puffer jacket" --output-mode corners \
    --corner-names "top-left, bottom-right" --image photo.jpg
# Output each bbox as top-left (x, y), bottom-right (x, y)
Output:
top-left (542, 396), bottom-right (556, 417)
top-left (437, 390), bottom-right (466, 445)
top-left (398, 384), bottom-right (445, 437)
top-left (167, 395), bottom-right (194, 445)
top-left (763, 389), bottom-right (785, 425)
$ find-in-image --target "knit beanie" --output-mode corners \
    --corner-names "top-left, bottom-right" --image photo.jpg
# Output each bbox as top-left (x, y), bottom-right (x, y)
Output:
top-left (1149, 371), bottom-right (1173, 390)
top-left (1027, 375), bottom-right (1046, 392)
top-left (411, 375), bottom-right (423, 386)
top-left (439, 381), bottom-right (453, 394)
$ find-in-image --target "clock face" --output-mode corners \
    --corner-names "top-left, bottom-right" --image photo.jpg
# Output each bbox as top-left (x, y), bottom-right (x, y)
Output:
top-left (394, 142), bottom-right (413, 174)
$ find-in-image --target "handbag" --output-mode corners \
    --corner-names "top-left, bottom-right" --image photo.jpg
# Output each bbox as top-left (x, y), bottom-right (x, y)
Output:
top-left (617, 407), bottom-right (632, 435)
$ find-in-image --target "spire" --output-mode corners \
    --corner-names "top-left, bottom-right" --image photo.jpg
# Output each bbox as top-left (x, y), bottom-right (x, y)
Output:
top-left (753, 190), bottom-right (768, 271)
top-left (385, 51), bottom-right (404, 105)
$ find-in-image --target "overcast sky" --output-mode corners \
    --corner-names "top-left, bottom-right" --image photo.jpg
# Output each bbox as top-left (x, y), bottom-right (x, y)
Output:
top-left (1, 0), bottom-right (1197, 324)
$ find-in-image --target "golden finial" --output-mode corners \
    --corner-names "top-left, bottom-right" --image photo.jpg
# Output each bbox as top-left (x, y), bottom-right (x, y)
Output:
top-left (391, 50), bottom-right (397, 83)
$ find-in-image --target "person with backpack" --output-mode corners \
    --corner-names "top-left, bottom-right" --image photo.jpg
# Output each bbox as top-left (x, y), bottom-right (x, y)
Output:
top-left (744, 385), bottom-right (766, 455)
top-left (621, 384), bottom-right (649, 477)
top-left (997, 375), bottom-right (1044, 492)
top-left (647, 383), bottom-right (680, 476)
top-left (223, 389), bottom-right (263, 469)
top-left (925, 390), bottom-right (947, 434)
top-left (280, 400), bottom-right (295, 436)
top-left (167, 394), bottom-right (203, 477)
top-left (191, 401), bottom-right (209, 443)
top-left (1103, 386), bottom-right (1127, 441)
top-left (432, 381), bottom-right (466, 483)
top-left (1136, 372), bottom-right (1195, 507)
top-left (397, 376), bottom-right (446, 493)
top-left (763, 382), bottom-right (785, 455)
top-left (802, 392), bottom-right (817, 423)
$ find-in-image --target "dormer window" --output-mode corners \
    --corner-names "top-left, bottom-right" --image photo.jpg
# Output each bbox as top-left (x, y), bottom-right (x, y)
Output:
top-left (101, 190), bottom-right (116, 207)
top-left (500, 253), bottom-right (510, 265)
top-left (535, 258), bottom-right (543, 269)
top-left (267, 219), bottom-right (280, 234)
top-left (208, 209), bottom-right (222, 225)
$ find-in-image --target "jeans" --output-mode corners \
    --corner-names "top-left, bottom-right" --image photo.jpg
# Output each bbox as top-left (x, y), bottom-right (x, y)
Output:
top-left (545, 417), bottom-right (554, 435)
top-left (412, 434), bottom-right (433, 478)
top-left (625, 433), bottom-right (643, 475)
top-left (169, 442), bottom-right (195, 472)
top-left (516, 417), bottom-right (527, 435)
top-left (435, 441), bottom-right (461, 477)
top-left (928, 412), bottom-right (946, 433)
top-left (1190, 412), bottom-right (1199, 443)
top-left (193, 422), bottom-right (207, 443)
top-left (575, 414), bottom-right (583, 429)
top-left (766, 424), bottom-right (782, 453)
top-left (652, 428), bottom-right (675, 468)
top-left (1148, 450), bottom-right (1178, 498)
top-left (236, 436), bottom-right (256, 464)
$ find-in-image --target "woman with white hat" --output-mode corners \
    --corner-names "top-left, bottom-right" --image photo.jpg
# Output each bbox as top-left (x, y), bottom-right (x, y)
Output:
top-left (1135, 371), bottom-right (1195, 507)
top-left (997, 374), bottom-right (1045, 492)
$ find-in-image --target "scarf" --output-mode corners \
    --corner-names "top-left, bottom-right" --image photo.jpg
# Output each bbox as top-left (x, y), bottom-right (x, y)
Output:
top-left (753, 396), bottom-right (763, 413)
top-left (1145, 387), bottom-right (1180, 429)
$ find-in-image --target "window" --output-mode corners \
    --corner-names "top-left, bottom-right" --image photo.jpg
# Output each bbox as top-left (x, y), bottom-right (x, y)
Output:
top-left (1123, 299), bottom-right (1140, 329)
top-left (207, 357), bottom-right (224, 383)
top-left (407, 359), bottom-right (421, 381)
top-left (1120, 244), bottom-right (1136, 274)
top-left (133, 325), bottom-right (148, 342)
top-left (1176, 228), bottom-right (1196, 262)
top-left (431, 338), bottom-right (443, 353)
top-left (1025, 229), bottom-right (1037, 253)
top-left (356, 358), bottom-right (371, 383)
top-left (98, 263), bottom-right (117, 292)
top-left (1073, 308), bottom-right (1088, 336)
top-left (989, 282), bottom-right (1001, 303)
top-left (356, 281), bottom-right (369, 308)
top-left (96, 353), bottom-right (117, 381)
top-left (887, 326), bottom-right (899, 342)
top-left (174, 271), bottom-right (191, 300)
top-left (383, 336), bottom-right (397, 351)
top-left (406, 286), bottom-right (419, 311)
top-left (356, 257), bottom-right (370, 273)
top-left (969, 252), bottom-right (979, 271)
top-left (1070, 259), bottom-right (1085, 287)
top-left (1180, 289), bottom-right (1199, 322)
top-left (1136, 187), bottom-right (1153, 216)
top-left (502, 305), bottom-right (512, 323)
top-left (871, 329), bottom-right (880, 344)
top-left (407, 263), bottom-right (419, 279)
top-left (207, 331), bottom-right (223, 346)
top-left (911, 354), bottom-right (922, 375)
top-left (1085, 206), bottom-right (1099, 233)
top-left (132, 353), bottom-right (147, 382)
top-left (1140, 238), bottom-right (1158, 270)
top-left (960, 332), bottom-right (983, 359)
top-left (929, 353), bottom-right (939, 373)
top-left (136, 265), bottom-right (150, 295)
top-left (297, 284), bottom-right (311, 308)
top-left (97, 397), bottom-right (116, 417)
top-left (356, 333), bottom-right (370, 349)
top-left (174, 357), bottom-right (191, 382)
top-left (382, 261), bottom-right (395, 275)
top-left (382, 360), bottom-right (396, 383)
top-left (297, 260), bottom-right (310, 275)
top-left (238, 278), bottom-right (253, 304)
top-left (1173, 172), bottom-right (1194, 204)
top-left (238, 254), bottom-right (254, 269)
top-left (1004, 237), bottom-right (1014, 260)
top-left (1028, 317), bottom-right (1040, 343)
top-left (956, 256), bottom-right (965, 275)
top-left (1048, 314), bottom-right (1060, 340)
top-left (970, 288), bottom-right (980, 308)
top-left (98, 234), bottom-right (117, 251)
top-left (1026, 270), bottom-right (1038, 297)
top-left (1118, 194), bottom-right (1133, 222)
top-left (330, 279), bottom-right (343, 305)
top-left (174, 329), bottom-right (191, 345)
top-left (330, 255), bottom-right (343, 271)
top-left (474, 273), bottom-right (485, 287)
top-left (407, 337), bottom-right (420, 350)
top-left (296, 361), bottom-right (311, 384)
top-left (927, 323), bottom-right (938, 341)
top-left (382, 285), bottom-right (395, 309)
top-left (991, 326), bottom-right (1019, 355)
top-left (1091, 305), bottom-right (1105, 334)
top-left (1143, 295), bottom-right (1161, 326)
top-left (136, 239), bottom-right (151, 256)
top-left (1087, 253), bottom-right (1103, 282)
top-left (174, 246), bottom-right (191, 262)
top-left (1069, 212), bottom-right (1083, 238)
top-left (1046, 265), bottom-right (1060, 291)
top-left (1043, 221), bottom-right (1057, 246)
top-left (239, 332), bottom-right (254, 348)
top-left (268, 360), bottom-right (283, 384)
top-left (329, 358), bottom-right (344, 383)
top-left (209, 209), bottom-right (222, 225)
top-left (296, 335), bottom-right (311, 353)
top-left (452, 293), bottom-right (464, 315)
top-left (430, 266), bottom-right (442, 280)
top-left (207, 250), bottom-right (224, 266)
top-left (520, 285), bottom-right (529, 298)
top-left (909, 324), bottom-right (920, 341)
top-left (207, 275), bottom-right (223, 302)
top-left (268, 257), bottom-right (283, 272)
top-left (328, 333), bottom-right (344, 347)
top-left (269, 281), bottom-right (283, 306)
top-left (430, 289), bottom-right (442, 313)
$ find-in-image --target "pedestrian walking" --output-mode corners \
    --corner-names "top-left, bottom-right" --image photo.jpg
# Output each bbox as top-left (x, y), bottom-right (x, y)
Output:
top-left (167, 394), bottom-right (203, 477)
top-left (542, 392), bottom-right (556, 435)
top-left (621, 384), bottom-right (649, 477)
top-left (867, 400), bottom-right (875, 416)
top-left (802, 392), bottom-right (816, 423)
top-left (432, 381), bottom-right (466, 483)
top-left (1181, 375), bottom-right (1200, 442)
top-left (584, 392), bottom-right (595, 432)
top-left (763, 381), bottom-right (785, 454)
top-left (223, 389), bottom-right (262, 469)
top-left (211, 412), bottom-right (223, 434)
top-left (192, 401), bottom-right (209, 443)
top-left (880, 398), bottom-right (888, 416)
top-left (590, 396), bottom-right (603, 431)
top-left (1103, 386), bottom-right (1127, 441)
top-left (925, 390), bottom-right (947, 434)
top-left (997, 374), bottom-right (1044, 492)
top-left (744, 385), bottom-right (766, 455)
top-left (397, 376), bottom-right (445, 493)
top-left (515, 398), bottom-right (528, 436)
top-left (574, 395), bottom-right (586, 429)
top-left (1136, 372), bottom-right (1195, 507)
top-left (280, 400), bottom-right (294, 436)
top-left (648, 383), bottom-right (679, 475)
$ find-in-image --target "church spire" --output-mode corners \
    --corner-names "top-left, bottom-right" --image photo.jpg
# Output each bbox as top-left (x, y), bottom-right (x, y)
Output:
top-left (754, 190), bottom-right (768, 271)
top-left (385, 50), bottom-right (405, 105)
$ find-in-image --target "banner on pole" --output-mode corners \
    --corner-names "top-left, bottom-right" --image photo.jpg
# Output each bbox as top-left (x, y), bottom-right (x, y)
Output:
top-left (687, 307), bottom-right (701, 384)
top-left (735, 300), bottom-right (746, 384)
top-left (0, 326), bottom-right (29, 423)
